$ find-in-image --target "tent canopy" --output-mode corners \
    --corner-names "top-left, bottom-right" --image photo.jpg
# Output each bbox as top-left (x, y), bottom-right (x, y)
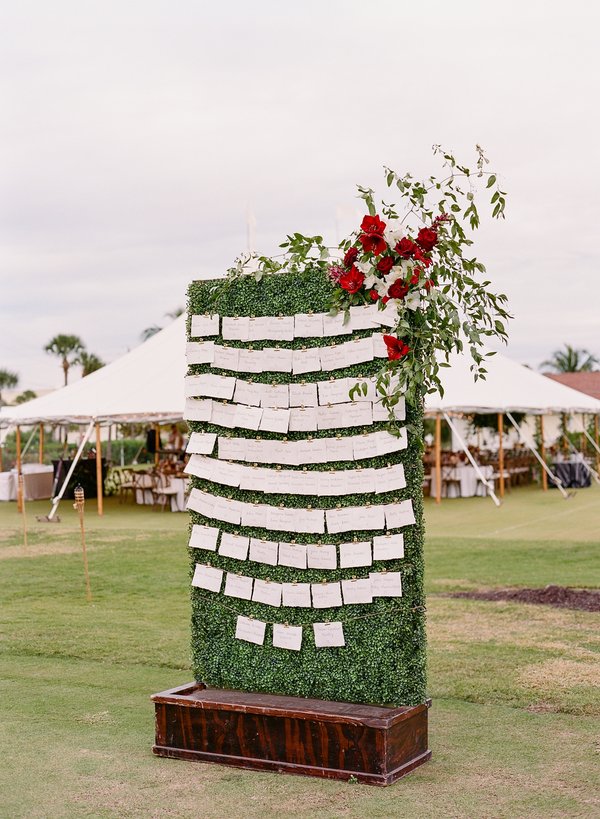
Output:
top-left (2, 317), bottom-right (599, 426)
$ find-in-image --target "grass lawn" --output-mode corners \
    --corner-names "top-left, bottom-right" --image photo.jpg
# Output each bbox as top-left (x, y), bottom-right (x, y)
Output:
top-left (1, 487), bottom-right (599, 818)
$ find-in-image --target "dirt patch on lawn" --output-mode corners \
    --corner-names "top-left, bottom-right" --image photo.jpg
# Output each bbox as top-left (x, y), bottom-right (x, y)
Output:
top-left (449, 585), bottom-right (600, 612)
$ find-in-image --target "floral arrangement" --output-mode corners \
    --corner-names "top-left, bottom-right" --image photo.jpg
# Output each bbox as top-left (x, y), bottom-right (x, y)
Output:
top-left (221, 146), bottom-right (510, 422)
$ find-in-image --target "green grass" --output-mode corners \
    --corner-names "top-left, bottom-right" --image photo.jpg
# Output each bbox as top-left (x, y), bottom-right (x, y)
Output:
top-left (1, 488), bottom-right (599, 817)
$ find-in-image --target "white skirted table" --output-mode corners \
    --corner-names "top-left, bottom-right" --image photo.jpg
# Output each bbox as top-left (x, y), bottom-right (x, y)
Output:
top-left (430, 464), bottom-right (494, 498)
top-left (0, 464), bottom-right (54, 501)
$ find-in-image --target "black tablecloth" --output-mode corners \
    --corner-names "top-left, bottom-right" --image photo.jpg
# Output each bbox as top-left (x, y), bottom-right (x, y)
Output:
top-left (550, 462), bottom-right (591, 489)
top-left (52, 458), bottom-right (107, 498)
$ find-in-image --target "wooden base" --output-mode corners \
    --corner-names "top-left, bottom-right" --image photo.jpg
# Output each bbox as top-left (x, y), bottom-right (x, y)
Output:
top-left (152, 682), bottom-right (431, 786)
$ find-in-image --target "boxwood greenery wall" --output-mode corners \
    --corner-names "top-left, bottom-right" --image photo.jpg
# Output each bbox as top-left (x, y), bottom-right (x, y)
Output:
top-left (186, 269), bottom-right (426, 707)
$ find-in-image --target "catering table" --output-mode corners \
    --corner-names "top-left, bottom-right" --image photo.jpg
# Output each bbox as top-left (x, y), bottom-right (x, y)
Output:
top-left (135, 474), bottom-right (189, 511)
top-left (0, 464), bottom-right (54, 501)
top-left (430, 464), bottom-right (495, 498)
top-left (551, 461), bottom-right (591, 489)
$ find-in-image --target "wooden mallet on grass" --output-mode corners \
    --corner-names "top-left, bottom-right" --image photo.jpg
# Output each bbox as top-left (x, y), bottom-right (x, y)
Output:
top-left (73, 484), bottom-right (92, 602)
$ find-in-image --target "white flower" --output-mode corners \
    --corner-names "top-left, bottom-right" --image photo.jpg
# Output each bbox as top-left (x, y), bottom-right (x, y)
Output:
top-left (355, 260), bottom-right (372, 275)
top-left (405, 292), bottom-right (421, 311)
top-left (384, 222), bottom-right (404, 249)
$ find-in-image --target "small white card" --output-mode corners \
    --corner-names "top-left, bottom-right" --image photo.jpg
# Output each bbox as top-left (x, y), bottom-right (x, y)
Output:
top-left (186, 432), bottom-right (217, 455)
top-left (234, 404), bottom-right (263, 431)
top-left (237, 349), bottom-right (264, 374)
top-left (210, 401), bottom-right (237, 429)
top-left (263, 347), bottom-right (293, 373)
top-left (191, 564), bottom-right (223, 592)
top-left (294, 312), bottom-right (324, 337)
top-left (292, 347), bottom-right (322, 375)
top-left (349, 304), bottom-right (380, 330)
top-left (345, 468), bottom-right (375, 494)
top-left (360, 504), bottom-right (387, 530)
top-left (339, 540), bottom-right (372, 568)
top-left (186, 373), bottom-right (236, 400)
top-left (311, 581), bottom-right (342, 608)
top-left (259, 407), bottom-right (290, 434)
top-left (374, 429), bottom-right (407, 456)
top-left (235, 615), bottom-right (266, 645)
top-left (371, 332), bottom-right (389, 358)
top-left (265, 315), bottom-right (295, 341)
top-left (184, 454), bottom-right (215, 481)
top-left (219, 532), bottom-right (250, 560)
top-left (282, 582), bottom-right (312, 607)
top-left (370, 571), bottom-right (403, 597)
top-left (322, 311), bottom-right (352, 337)
top-left (212, 345), bottom-right (240, 371)
top-left (260, 384), bottom-right (289, 409)
top-left (341, 578), bottom-right (373, 604)
top-left (272, 623), bottom-right (303, 650)
top-left (278, 541), bottom-right (308, 569)
top-left (246, 316), bottom-right (272, 341)
top-left (189, 524), bottom-right (220, 551)
top-left (233, 379), bottom-right (263, 406)
top-left (344, 336), bottom-right (374, 366)
top-left (221, 316), bottom-right (249, 341)
top-left (289, 407), bottom-right (318, 432)
top-left (372, 533), bottom-right (404, 560)
top-left (307, 542), bottom-right (337, 570)
top-left (190, 313), bottom-right (220, 337)
top-left (252, 579), bottom-right (282, 607)
top-left (240, 502), bottom-right (268, 528)
top-left (384, 500), bottom-right (415, 529)
top-left (184, 398), bottom-right (213, 422)
top-left (296, 439), bottom-right (328, 465)
top-left (224, 572), bottom-right (254, 600)
top-left (352, 433), bottom-right (379, 461)
top-left (217, 436), bottom-right (248, 461)
top-left (298, 508), bottom-right (326, 534)
top-left (313, 621), bottom-right (345, 647)
top-left (318, 378), bottom-right (351, 406)
top-left (344, 402), bottom-right (373, 427)
top-left (249, 538), bottom-right (279, 566)
top-left (186, 341), bottom-right (215, 365)
top-left (324, 436), bottom-right (354, 462)
top-left (288, 382), bottom-right (318, 407)
top-left (211, 495), bottom-right (243, 525)
top-left (375, 464), bottom-right (406, 493)
top-left (318, 344), bottom-right (343, 372)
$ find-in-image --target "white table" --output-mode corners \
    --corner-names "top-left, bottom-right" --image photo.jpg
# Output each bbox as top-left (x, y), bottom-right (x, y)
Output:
top-left (430, 464), bottom-right (494, 498)
top-left (0, 465), bottom-right (54, 501)
top-left (135, 474), bottom-right (189, 511)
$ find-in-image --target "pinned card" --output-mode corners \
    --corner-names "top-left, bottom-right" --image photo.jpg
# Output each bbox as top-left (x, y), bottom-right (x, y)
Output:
top-left (224, 572), bottom-right (254, 600)
top-left (313, 621), bottom-right (345, 648)
top-left (372, 533), bottom-right (404, 561)
top-left (344, 336), bottom-right (374, 367)
top-left (322, 311), bottom-right (352, 337)
top-left (190, 313), bottom-right (220, 337)
top-left (207, 493), bottom-right (242, 525)
top-left (233, 379), bottom-right (263, 406)
top-left (338, 540), bottom-right (372, 568)
top-left (186, 431), bottom-right (217, 455)
top-left (237, 348), bottom-right (264, 374)
top-left (341, 578), bottom-right (373, 605)
top-left (246, 316), bottom-right (272, 341)
top-left (267, 315), bottom-right (295, 341)
top-left (184, 454), bottom-right (215, 481)
top-left (240, 502), bottom-right (268, 528)
top-left (184, 398), bottom-right (213, 422)
top-left (186, 341), bottom-right (215, 365)
top-left (252, 579), bottom-right (282, 607)
top-left (217, 436), bottom-right (248, 462)
top-left (374, 429), bottom-right (407, 456)
top-left (324, 436), bottom-right (354, 462)
top-left (186, 488), bottom-right (213, 517)
top-left (352, 433), bottom-right (379, 461)
top-left (349, 304), bottom-right (380, 330)
top-left (289, 382), bottom-right (318, 407)
top-left (374, 464), bottom-right (406, 494)
top-left (282, 582), bottom-right (312, 608)
top-left (191, 564), bottom-right (223, 593)
top-left (221, 316), bottom-right (250, 341)
top-left (292, 347), bottom-right (322, 375)
top-left (294, 312), bottom-right (324, 337)
top-left (307, 542), bottom-right (337, 570)
top-left (249, 537), bottom-right (279, 566)
top-left (259, 407), bottom-right (290, 434)
top-left (370, 571), bottom-right (403, 597)
top-left (298, 507), bottom-right (326, 534)
top-left (219, 532), bottom-right (250, 560)
top-left (233, 404), bottom-right (263, 431)
top-left (262, 347), bottom-right (293, 373)
top-left (188, 524), bottom-right (220, 552)
top-left (260, 384), bottom-right (289, 409)
top-left (316, 470), bottom-right (349, 497)
top-left (317, 378), bottom-right (351, 406)
top-left (235, 615), bottom-right (266, 645)
top-left (384, 500), bottom-right (415, 529)
top-left (345, 467), bottom-right (376, 495)
top-left (371, 332), bottom-right (389, 358)
top-left (278, 541), bottom-right (308, 569)
top-left (289, 407), bottom-right (318, 432)
top-left (210, 401), bottom-right (237, 429)
top-left (212, 345), bottom-right (240, 371)
top-left (272, 623), bottom-right (303, 650)
top-left (344, 402), bottom-right (374, 427)
top-left (185, 373), bottom-right (236, 400)
top-left (296, 438), bottom-right (328, 465)
top-left (318, 344), bottom-right (342, 372)
top-left (311, 581), bottom-right (343, 608)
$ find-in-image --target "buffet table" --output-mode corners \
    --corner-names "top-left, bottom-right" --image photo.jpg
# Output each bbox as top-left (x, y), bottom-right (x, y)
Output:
top-left (551, 460), bottom-right (592, 489)
top-left (0, 464), bottom-right (54, 501)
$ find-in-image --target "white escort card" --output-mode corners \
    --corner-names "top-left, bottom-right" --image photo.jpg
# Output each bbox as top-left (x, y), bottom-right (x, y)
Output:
top-left (237, 348), bottom-right (264, 374)
top-left (224, 572), bottom-right (254, 600)
top-left (313, 621), bottom-right (345, 647)
top-left (212, 345), bottom-right (240, 371)
top-left (191, 564), bottom-right (223, 592)
top-left (278, 541), bottom-right (308, 569)
top-left (294, 312), bottom-right (324, 337)
top-left (318, 378), bottom-right (351, 405)
top-left (249, 537), bottom-right (279, 566)
top-left (375, 464), bottom-right (406, 493)
top-left (372, 533), bottom-right (404, 560)
top-left (338, 540), bottom-right (372, 568)
top-left (252, 579), bottom-right (282, 607)
top-left (384, 500), bottom-right (416, 529)
top-left (260, 384), bottom-right (289, 408)
top-left (184, 398), bottom-right (214, 422)
top-left (272, 623), bottom-right (303, 650)
top-left (325, 504), bottom-right (386, 533)
top-left (233, 379), bottom-right (262, 406)
top-left (289, 382), bottom-right (318, 407)
top-left (190, 314), bottom-right (220, 337)
top-left (282, 582), bottom-right (312, 607)
top-left (322, 312), bottom-right (352, 337)
top-left (234, 404), bottom-right (262, 431)
top-left (186, 431), bottom-right (217, 455)
top-left (219, 532), bottom-right (250, 560)
top-left (292, 347), bottom-right (322, 375)
top-left (221, 316), bottom-right (249, 341)
top-left (341, 578), bottom-right (373, 604)
top-left (186, 341), bottom-right (215, 365)
top-left (289, 407), bottom-right (319, 432)
top-left (311, 581), bottom-right (343, 608)
top-left (185, 373), bottom-right (236, 400)
top-left (370, 571), bottom-right (403, 597)
top-left (211, 401), bottom-right (237, 428)
top-left (307, 542), bottom-right (337, 570)
top-left (259, 407), bottom-right (290, 433)
top-left (189, 524), bottom-right (219, 552)
top-left (235, 615), bottom-right (266, 645)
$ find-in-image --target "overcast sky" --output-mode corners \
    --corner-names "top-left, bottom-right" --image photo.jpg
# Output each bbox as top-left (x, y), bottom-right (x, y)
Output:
top-left (1, 0), bottom-right (599, 390)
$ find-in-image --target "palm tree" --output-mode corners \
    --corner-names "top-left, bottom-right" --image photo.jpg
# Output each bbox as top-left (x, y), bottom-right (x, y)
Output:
top-left (141, 307), bottom-right (184, 341)
top-left (541, 344), bottom-right (599, 373)
top-left (44, 334), bottom-right (85, 385)
top-left (14, 389), bottom-right (37, 404)
top-left (0, 368), bottom-right (18, 405)
top-left (77, 351), bottom-right (105, 377)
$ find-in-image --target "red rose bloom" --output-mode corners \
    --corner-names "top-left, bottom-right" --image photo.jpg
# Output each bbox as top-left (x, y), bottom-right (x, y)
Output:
top-left (410, 267), bottom-right (423, 285)
top-left (383, 335), bottom-right (410, 361)
top-left (343, 246), bottom-right (359, 268)
top-left (369, 289), bottom-right (380, 301)
top-left (387, 279), bottom-right (409, 300)
top-left (416, 227), bottom-right (438, 252)
top-left (413, 247), bottom-right (432, 267)
top-left (358, 214), bottom-right (387, 256)
top-left (395, 237), bottom-right (418, 258)
top-left (376, 255), bottom-right (394, 274)
top-left (339, 265), bottom-right (365, 294)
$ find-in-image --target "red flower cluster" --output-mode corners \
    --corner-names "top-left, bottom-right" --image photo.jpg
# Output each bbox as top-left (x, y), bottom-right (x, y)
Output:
top-left (382, 335), bottom-right (410, 361)
top-left (358, 215), bottom-right (387, 256)
top-left (339, 266), bottom-right (365, 294)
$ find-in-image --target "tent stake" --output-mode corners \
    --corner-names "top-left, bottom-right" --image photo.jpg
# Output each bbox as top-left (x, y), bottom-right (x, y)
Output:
top-left (506, 412), bottom-right (570, 500)
top-left (442, 413), bottom-right (501, 507)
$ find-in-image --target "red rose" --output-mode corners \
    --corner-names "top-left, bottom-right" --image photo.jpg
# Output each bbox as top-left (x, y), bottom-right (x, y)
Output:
top-left (343, 246), bottom-right (359, 268)
top-left (416, 227), bottom-right (438, 252)
top-left (387, 279), bottom-right (409, 300)
top-left (413, 247), bottom-right (432, 267)
top-left (339, 265), bottom-right (365, 294)
top-left (381, 296), bottom-right (390, 304)
top-left (394, 237), bottom-right (418, 258)
top-left (369, 289), bottom-right (380, 301)
top-left (424, 277), bottom-right (435, 292)
top-left (410, 267), bottom-right (423, 285)
top-left (376, 255), bottom-right (394, 274)
top-left (358, 214), bottom-right (387, 256)
top-left (383, 335), bottom-right (410, 361)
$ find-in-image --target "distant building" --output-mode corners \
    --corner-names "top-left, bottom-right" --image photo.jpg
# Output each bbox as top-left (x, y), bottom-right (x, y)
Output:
top-left (543, 372), bottom-right (600, 401)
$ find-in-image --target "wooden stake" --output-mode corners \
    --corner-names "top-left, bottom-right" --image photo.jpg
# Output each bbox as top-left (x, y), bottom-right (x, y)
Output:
top-left (497, 413), bottom-right (505, 498)
top-left (435, 414), bottom-right (442, 504)
top-left (539, 415), bottom-right (548, 491)
top-left (73, 485), bottom-right (92, 602)
top-left (39, 423), bottom-right (44, 463)
top-left (16, 425), bottom-right (23, 512)
top-left (95, 423), bottom-right (103, 516)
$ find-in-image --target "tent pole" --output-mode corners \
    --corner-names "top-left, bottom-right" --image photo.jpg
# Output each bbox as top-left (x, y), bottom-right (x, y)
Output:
top-left (154, 424), bottom-right (160, 467)
top-left (47, 420), bottom-right (95, 520)
top-left (443, 412), bottom-right (501, 507)
top-left (596, 415), bottom-right (600, 474)
top-left (497, 413), bottom-right (505, 498)
top-left (507, 412), bottom-right (569, 500)
top-left (16, 425), bottom-right (23, 513)
top-left (539, 416), bottom-right (548, 491)
top-left (434, 414), bottom-right (442, 504)
top-left (39, 423), bottom-right (44, 463)
top-left (95, 423), bottom-right (104, 516)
